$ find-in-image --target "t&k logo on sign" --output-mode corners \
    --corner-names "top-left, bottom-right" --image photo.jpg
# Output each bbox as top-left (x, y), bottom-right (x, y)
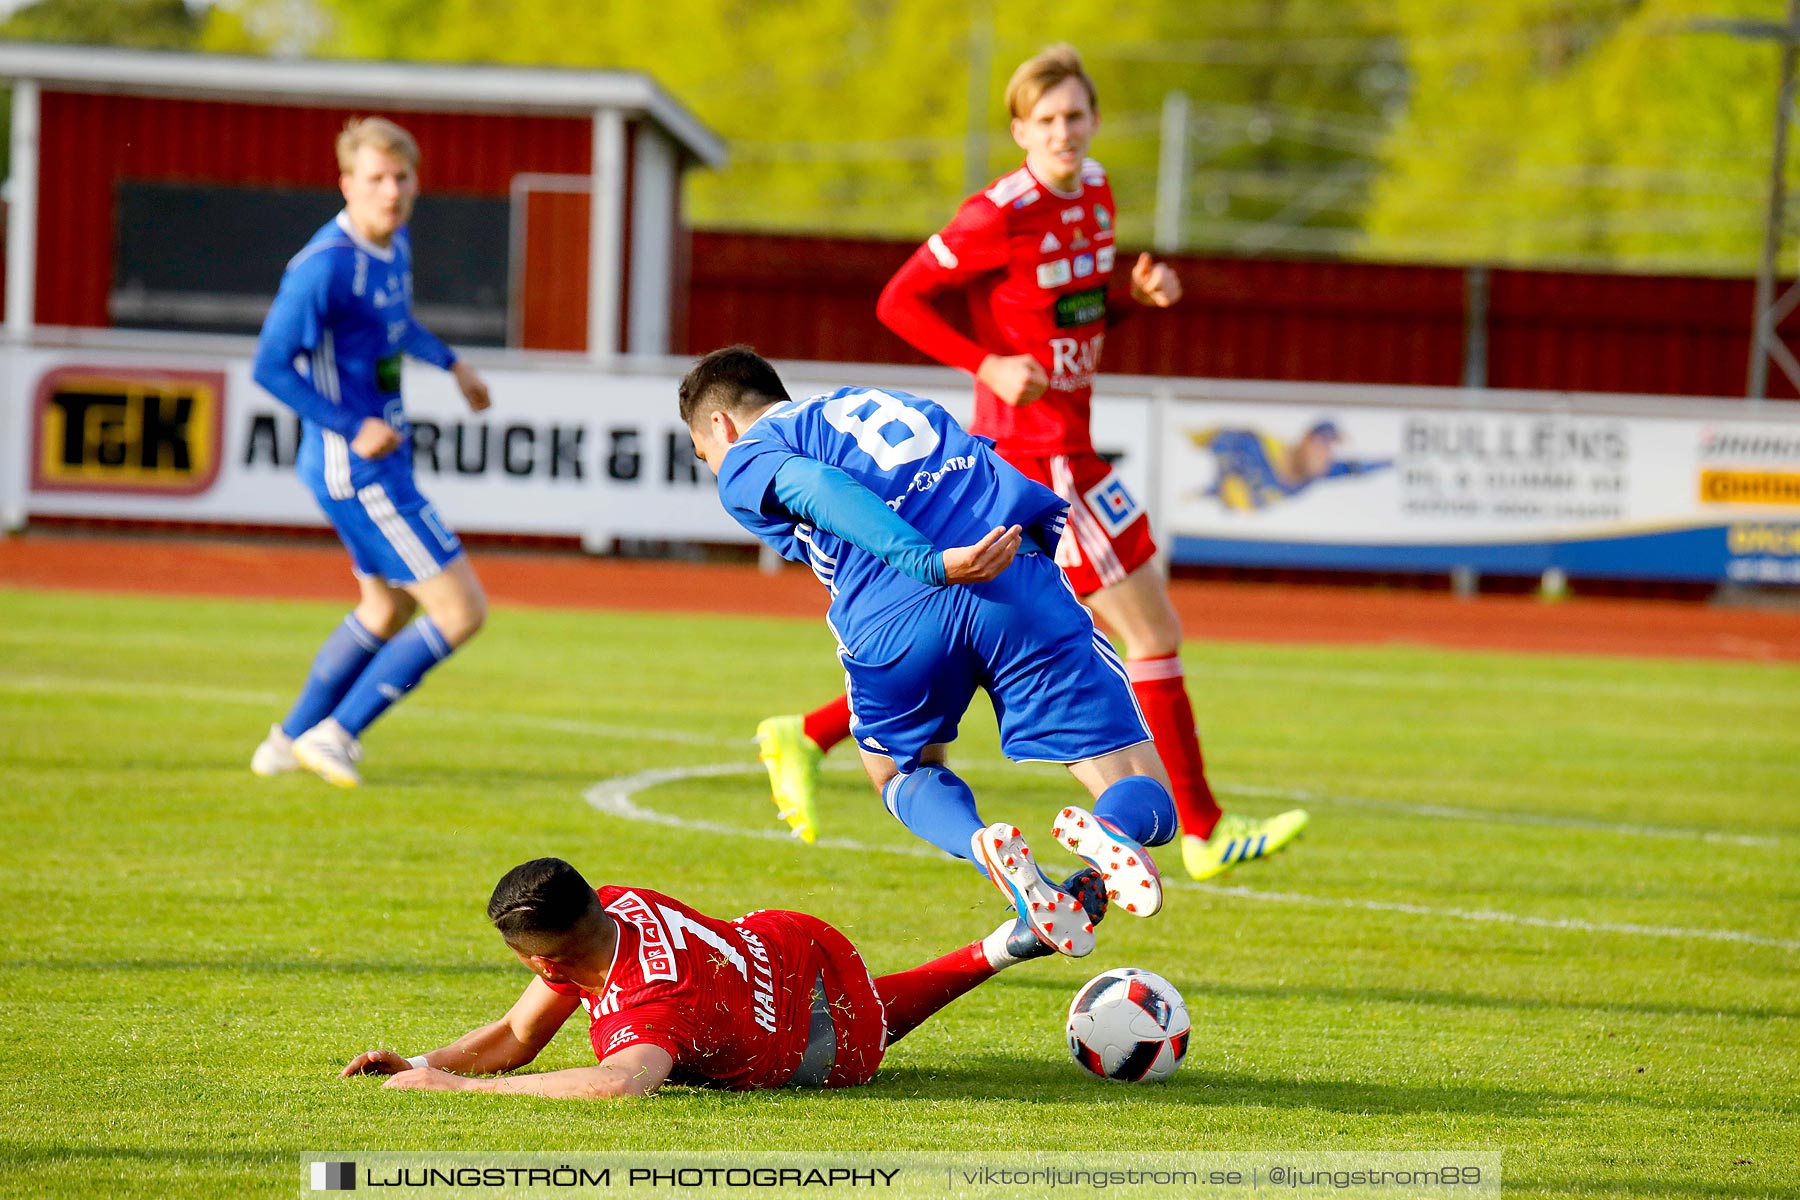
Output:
top-left (32, 366), bottom-right (225, 495)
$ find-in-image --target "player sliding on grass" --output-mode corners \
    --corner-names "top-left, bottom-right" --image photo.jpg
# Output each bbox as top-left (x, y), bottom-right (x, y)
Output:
top-left (754, 45), bottom-right (1307, 881)
top-left (683, 346), bottom-right (1173, 951)
top-left (248, 117), bottom-right (491, 789)
top-left (343, 856), bottom-right (1108, 1095)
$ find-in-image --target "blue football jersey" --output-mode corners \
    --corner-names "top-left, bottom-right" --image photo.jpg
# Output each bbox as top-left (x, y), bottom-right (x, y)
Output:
top-left (253, 213), bottom-right (456, 501)
top-left (716, 386), bottom-right (1068, 647)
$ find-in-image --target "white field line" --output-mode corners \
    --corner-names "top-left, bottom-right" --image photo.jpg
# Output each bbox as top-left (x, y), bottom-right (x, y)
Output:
top-left (6, 624), bottom-right (1794, 706)
top-left (1222, 782), bottom-right (1782, 849)
top-left (2, 671), bottom-right (1785, 846)
top-left (583, 762), bottom-right (1800, 953)
top-left (0, 674), bottom-right (721, 747)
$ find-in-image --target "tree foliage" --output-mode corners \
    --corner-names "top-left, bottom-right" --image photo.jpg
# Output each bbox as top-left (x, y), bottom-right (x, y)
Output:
top-left (0, 0), bottom-right (205, 48)
top-left (1362, 0), bottom-right (1788, 270)
top-left (3, 0), bottom-right (1780, 269)
top-left (198, 0), bottom-right (1401, 247)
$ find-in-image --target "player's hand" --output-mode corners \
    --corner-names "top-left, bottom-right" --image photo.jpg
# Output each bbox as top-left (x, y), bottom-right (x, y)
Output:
top-left (451, 360), bottom-right (491, 413)
top-left (383, 1067), bottom-right (467, 1092)
top-left (341, 1049), bottom-right (414, 1078)
top-left (941, 525), bottom-right (1022, 585)
top-left (1130, 253), bottom-right (1182, 308)
top-left (350, 416), bottom-right (403, 459)
top-left (977, 354), bottom-right (1049, 407)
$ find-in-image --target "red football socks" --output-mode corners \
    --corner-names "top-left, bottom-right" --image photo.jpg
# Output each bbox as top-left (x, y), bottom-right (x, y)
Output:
top-left (1126, 653), bottom-right (1221, 839)
top-left (802, 694), bottom-right (854, 753)
top-left (876, 943), bottom-right (996, 1045)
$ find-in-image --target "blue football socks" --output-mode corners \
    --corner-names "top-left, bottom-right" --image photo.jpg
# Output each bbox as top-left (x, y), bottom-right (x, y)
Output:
top-left (1093, 775), bottom-right (1178, 847)
top-left (280, 614), bottom-right (385, 738)
top-left (882, 765), bottom-right (986, 868)
top-left (332, 616), bottom-right (453, 736)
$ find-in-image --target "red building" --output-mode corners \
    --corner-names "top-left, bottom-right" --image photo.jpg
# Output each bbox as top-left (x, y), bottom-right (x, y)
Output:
top-left (0, 43), bottom-right (726, 357)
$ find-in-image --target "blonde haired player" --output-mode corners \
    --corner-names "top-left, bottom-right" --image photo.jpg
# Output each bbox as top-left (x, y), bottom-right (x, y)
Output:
top-left (756, 47), bottom-right (1307, 881)
top-left (249, 117), bottom-right (491, 787)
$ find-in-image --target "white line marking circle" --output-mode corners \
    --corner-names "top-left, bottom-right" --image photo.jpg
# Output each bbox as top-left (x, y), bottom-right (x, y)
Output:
top-left (583, 763), bottom-right (1800, 953)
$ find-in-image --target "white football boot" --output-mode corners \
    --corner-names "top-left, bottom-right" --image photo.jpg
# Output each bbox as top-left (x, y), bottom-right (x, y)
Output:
top-left (291, 718), bottom-right (363, 788)
top-left (974, 822), bottom-right (1096, 957)
top-left (1052, 805), bottom-right (1164, 917)
top-left (250, 724), bottom-right (300, 777)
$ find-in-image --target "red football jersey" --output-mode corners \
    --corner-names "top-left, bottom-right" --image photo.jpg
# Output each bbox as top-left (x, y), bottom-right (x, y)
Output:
top-left (879, 158), bottom-right (1118, 457)
top-left (544, 886), bottom-right (870, 1090)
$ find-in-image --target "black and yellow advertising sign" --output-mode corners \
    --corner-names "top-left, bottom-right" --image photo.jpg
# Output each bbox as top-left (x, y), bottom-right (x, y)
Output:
top-left (33, 367), bottom-right (225, 495)
top-left (1699, 470), bottom-right (1800, 506)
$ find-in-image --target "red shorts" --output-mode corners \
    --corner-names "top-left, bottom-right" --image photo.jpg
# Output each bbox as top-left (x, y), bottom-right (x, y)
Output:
top-left (780, 912), bottom-right (887, 1088)
top-left (1006, 451), bottom-right (1157, 597)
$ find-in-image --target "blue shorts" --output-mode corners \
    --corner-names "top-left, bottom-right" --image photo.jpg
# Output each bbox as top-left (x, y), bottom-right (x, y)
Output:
top-left (311, 470), bottom-right (463, 584)
top-left (841, 552), bottom-right (1151, 774)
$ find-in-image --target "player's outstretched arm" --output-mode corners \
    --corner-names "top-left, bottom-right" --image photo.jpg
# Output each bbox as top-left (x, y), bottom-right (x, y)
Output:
top-left (1129, 252), bottom-right (1182, 308)
top-left (449, 360), bottom-right (491, 413)
top-left (941, 525), bottom-right (1022, 585)
top-left (974, 355), bottom-right (1049, 407)
top-left (252, 255), bottom-right (364, 441)
top-left (383, 1044), bottom-right (674, 1100)
top-left (876, 225), bottom-right (1003, 381)
top-left (341, 978), bottom-right (578, 1080)
top-left (399, 316), bottom-right (490, 413)
top-left (769, 459), bottom-right (949, 586)
top-left (348, 418), bottom-right (403, 459)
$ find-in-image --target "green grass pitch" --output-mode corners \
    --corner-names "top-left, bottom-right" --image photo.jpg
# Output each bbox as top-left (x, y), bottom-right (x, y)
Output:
top-left (1, 585), bottom-right (1796, 1198)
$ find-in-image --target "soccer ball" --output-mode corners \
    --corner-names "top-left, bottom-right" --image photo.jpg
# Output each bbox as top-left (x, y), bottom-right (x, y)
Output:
top-left (1066, 967), bottom-right (1190, 1082)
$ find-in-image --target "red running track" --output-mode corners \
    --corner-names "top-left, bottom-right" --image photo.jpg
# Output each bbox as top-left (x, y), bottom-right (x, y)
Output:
top-left (4, 533), bottom-right (1799, 663)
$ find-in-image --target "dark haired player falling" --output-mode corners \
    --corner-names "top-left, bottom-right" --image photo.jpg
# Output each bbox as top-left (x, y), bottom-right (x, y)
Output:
top-left (342, 857), bottom-right (1106, 1097)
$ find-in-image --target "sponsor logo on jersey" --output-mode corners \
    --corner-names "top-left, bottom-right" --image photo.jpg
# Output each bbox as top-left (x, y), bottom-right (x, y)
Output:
top-left (1097, 246), bottom-right (1116, 273)
top-left (1084, 472), bottom-right (1143, 536)
top-left (985, 169), bottom-right (1037, 208)
top-left (607, 891), bottom-right (678, 983)
top-left (1039, 232), bottom-right (1061, 253)
top-left (1070, 231), bottom-right (1090, 250)
top-left (1054, 287), bottom-right (1108, 328)
top-left (926, 234), bottom-right (960, 270)
top-left (376, 352), bottom-right (404, 394)
top-left (1095, 205), bottom-right (1112, 230)
top-left (31, 366), bottom-right (225, 496)
top-left (1073, 254), bottom-right (1096, 279)
top-left (1049, 333), bottom-right (1105, 392)
top-left (1061, 206), bottom-right (1085, 224)
top-left (1037, 259), bottom-right (1073, 288)
top-left (737, 927), bottom-right (779, 1034)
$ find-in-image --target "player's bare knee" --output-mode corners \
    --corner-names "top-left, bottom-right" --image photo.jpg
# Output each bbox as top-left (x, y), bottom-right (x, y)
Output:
top-left (1121, 625), bottom-right (1181, 659)
top-left (356, 597), bottom-right (413, 640)
top-left (436, 601), bottom-right (485, 647)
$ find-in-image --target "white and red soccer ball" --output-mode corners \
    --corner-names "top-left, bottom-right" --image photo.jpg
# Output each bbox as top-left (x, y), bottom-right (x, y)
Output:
top-left (1066, 967), bottom-right (1189, 1082)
